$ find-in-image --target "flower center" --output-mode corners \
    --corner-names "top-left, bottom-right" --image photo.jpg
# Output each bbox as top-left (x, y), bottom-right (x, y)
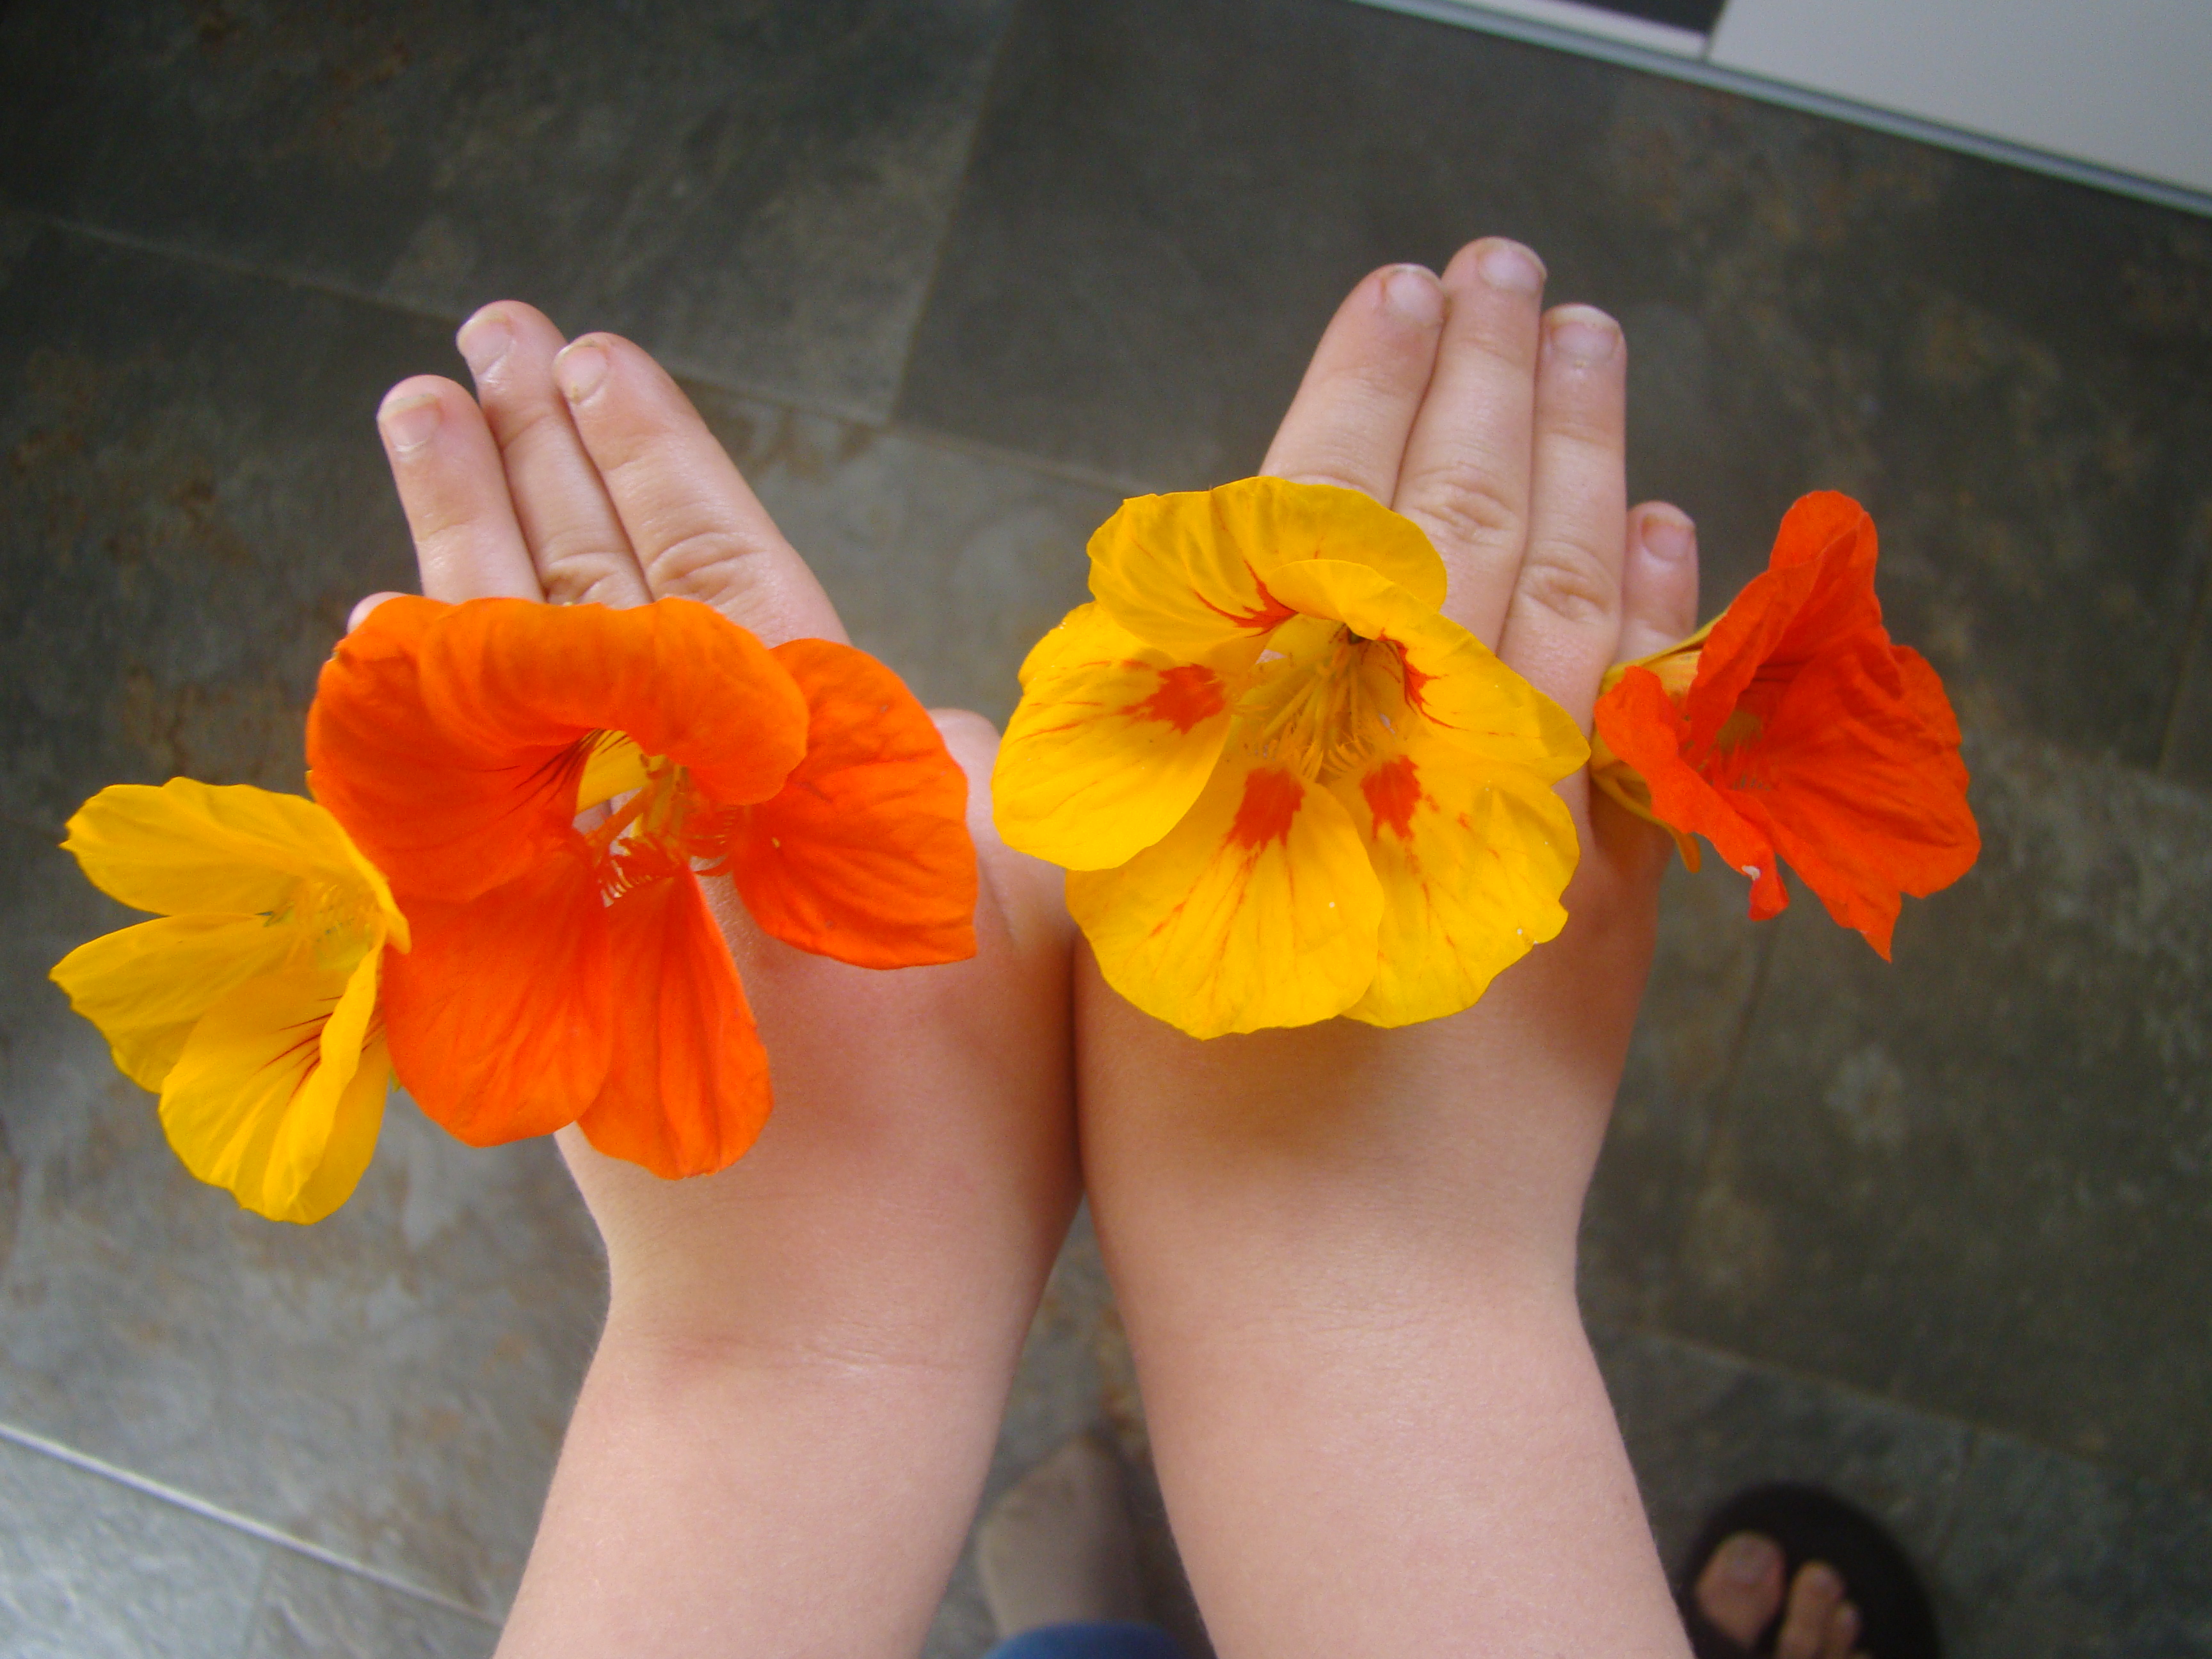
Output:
top-left (269, 875), bottom-right (379, 972)
top-left (584, 742), bottom-right (737, 899)
top-left (1240, 625), bottom-right (1388, 783)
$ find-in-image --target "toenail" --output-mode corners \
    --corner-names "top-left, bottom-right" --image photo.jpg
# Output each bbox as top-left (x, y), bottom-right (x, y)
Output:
top-left (456, 311), bottom-right (513, 379)
top-left (379, 392), bottom-right (442, 454)
top-left (1799, 1562), bottom-right (1845, 1599)
top-left (1382, 266), bottom-right (1443, 327)
top-left (1718, 1534), bottom-right (1778, 1585)
top-left (556, 340), bottom-right (609, 402)
top-left (1475, 239), bottom-right (1544, 294)
top-left (1548, 308), bottom-right (1619, 364)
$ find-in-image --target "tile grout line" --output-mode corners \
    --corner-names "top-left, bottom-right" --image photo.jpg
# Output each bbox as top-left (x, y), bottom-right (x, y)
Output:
top-left (0, 1421), bottom-right (501, 1628)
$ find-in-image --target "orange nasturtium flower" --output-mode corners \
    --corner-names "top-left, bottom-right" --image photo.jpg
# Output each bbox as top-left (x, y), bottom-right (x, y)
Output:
top-left (51, 780), bottom-right (408, 1222)
top-left (1591, 491), bottom-right (1979, 958)
top-left (307, 595), bottom-right (976, 1180)
top-left (993, 477), bottom-right (1587, 1038)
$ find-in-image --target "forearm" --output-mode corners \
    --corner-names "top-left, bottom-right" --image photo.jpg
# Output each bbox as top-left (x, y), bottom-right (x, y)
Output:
top-left (1078, 951), bottom-right (1687, 1659)
top-left (495, 1320), bottom-right (1020, 1659)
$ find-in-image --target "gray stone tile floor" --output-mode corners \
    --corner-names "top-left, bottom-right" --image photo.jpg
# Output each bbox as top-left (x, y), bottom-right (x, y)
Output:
top-left (1, 1), bottom-right (2207, 1654)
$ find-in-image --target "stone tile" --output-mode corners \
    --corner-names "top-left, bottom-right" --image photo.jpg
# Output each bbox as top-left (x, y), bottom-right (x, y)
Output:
top-left (245, 1552), bottom-right (499, 1659)
top-left (1661, 733), bottom-right (2212, 1493)
top-left (0, 0), bottom-right (1011, 420)
top-left (1593, 1325), bottom-right (1970, 1582)
top-left (1935, 1430), bottom-right (2212, 1659)
top-left (899, 0), bottom-right (2212, 764)
top-left (1579, 856), bottom-right (1772, 1330)
top-left (0, 1434), bottom-right (267, 1658)
top-left (2162, 570), bottom-right (2212, 789)
top-left (692, 395), bottom-right (1116, 726)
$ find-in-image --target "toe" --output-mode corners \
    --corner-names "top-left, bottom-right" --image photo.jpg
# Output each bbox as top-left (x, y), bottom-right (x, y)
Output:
top-left (1694, 1532), bottom-right (1786, 1648)
top-left (1776, 1562), bottom-right (1847, 1659)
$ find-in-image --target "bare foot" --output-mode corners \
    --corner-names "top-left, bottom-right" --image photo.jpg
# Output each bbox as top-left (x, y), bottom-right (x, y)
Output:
top-left (1694, 1532), bottom-right (1867, 1658)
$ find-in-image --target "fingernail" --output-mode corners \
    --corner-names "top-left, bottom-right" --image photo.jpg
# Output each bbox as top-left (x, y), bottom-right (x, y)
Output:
top-left (379, 392), bottom-right (441, 454)
top-left (456, 310), bottom-right (513, 380)
top-left (1549, 308), bottom-right (1619, 364)
top-left (1639, 508), bottom-right (1695, 564)
top-left (1718, 1534), bottom-right (1777, 1586)
top-left (556, 339), bottom-right (609, 402)
top-left (1382, 265), bottom-right (1443, 327)
top-left (1475, 239), bottom-right (1545, 294)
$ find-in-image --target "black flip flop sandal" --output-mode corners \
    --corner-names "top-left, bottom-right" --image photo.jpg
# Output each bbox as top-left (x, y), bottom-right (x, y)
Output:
top-left (1675, 1483), bottom-right (1941, 1659)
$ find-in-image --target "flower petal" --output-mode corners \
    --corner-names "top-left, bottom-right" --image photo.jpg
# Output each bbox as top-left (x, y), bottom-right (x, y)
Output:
top-left (278, 1033), bottom-right (393, 1225)
top-left (1683, 493), bottom-right (1882, 755)
top-left (1068, 749), bottom-right (1383, 1038)
top-left (1594, 666), bottom-right (1788, 916)
top-left (576, 870), bottom-right (773, 1179)
top-left (1727, 639), bottom-right (1980, 958)
top-left (1333, 728), bottom-right (1578, 1028)
top-left (1089, 478), bottom-right (1447, 657)
top-left (51, 913), bottom-right (296, 1091)
top-left (309, 596), bottom-right (810, 902)
top-left (61, 780), bottom-right (382, 919)
top-left (159, 948), bottom-right (384, 1222)
top-left (1263, 559), bottom-right (1589, 779)
top-left (996, 603), bottom-right (1239, 871)
top-left (728, 638), bottom-right (978, 968)
top-left (380, 835), bottom-right (613, 1145)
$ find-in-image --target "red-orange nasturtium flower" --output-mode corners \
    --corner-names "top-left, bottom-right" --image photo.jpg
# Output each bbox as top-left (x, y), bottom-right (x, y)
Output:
top-left (305, 595), bottom-right (976, 1178)
top-left (1591, 492), bottom-right (1978, 958)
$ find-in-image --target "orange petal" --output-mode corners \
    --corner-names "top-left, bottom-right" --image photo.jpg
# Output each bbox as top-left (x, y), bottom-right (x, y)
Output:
top-left (728, 639), bottom-right (979, 969)
top-left (309, 596), bottom-right (810, 902)
top-left (380, 837), bottom-right (613, 1144)
top-left (1726, 639), bottom-right (1980, 958)
top-left (1594, 667), bottom-right (1788, 917)
top-left (1683, 493), bottom-right (1882, 755)
top-left (575, 870), bottom-right (773, 1179)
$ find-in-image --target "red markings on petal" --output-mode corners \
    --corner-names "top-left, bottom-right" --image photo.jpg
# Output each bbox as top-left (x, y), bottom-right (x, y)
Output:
top-left (1198, 570), bottom-right (1297, 635)
top-left (1360, 753), bottom-right (1423, 841)
top-left (1227, 765), bottom-right (1304, 851)
top-left (1124, 662), bottom-right (1227, 733)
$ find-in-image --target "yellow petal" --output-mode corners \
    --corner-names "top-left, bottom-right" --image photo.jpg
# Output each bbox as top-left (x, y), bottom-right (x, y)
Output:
top-left (1333, 725), bottom-right (1578, 1027)
top-left (51, 914), bottom-right (296, 1091)
top-left (1088, 478), bottom-right (1447, 657)
top-left (63, 780), bottom-right (407, 950)
top-left (577, 731), bottom-right (650, 812)
top-left (1068, 748), bottom-right (1383, 1037)
top-left (159, 947), bottom-right (385, 1222)
top-left (272, 1034), bottom-right (390, 1225)
top-left (995, 604), bottom-right (1240, 870)
top-left (1264, 558), bottom-right (1589, 782)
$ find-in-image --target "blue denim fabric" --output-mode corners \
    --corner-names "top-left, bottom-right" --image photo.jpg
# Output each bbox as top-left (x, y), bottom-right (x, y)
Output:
top-left (982, 1621), bottom-right (1187, 1659)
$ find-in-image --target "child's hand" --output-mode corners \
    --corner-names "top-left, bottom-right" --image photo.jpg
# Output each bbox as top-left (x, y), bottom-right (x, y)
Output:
top-left (367, 304), bottom-right (1077, 1657)
top-left (1077, 245), bottom-right (1701, 1658)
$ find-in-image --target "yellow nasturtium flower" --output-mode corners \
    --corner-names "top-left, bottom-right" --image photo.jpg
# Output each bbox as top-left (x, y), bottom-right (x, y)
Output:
top-left (994, 477), bottom-right (1589, 1038)
top-left (51, 779), bottom-right (409, 1223)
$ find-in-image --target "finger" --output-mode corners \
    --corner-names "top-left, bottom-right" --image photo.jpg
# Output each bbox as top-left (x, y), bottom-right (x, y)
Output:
top-left (1494, 305), bottom-right (1628, 728)
top-left (346, 591), bottom-right (405, 633)
top-left (1614, 502), bottom-right (1700, 662)
top-left (455, 302), bottom-right (649, 609)
top-left (931, 709), bottom-right (1072, 943)
top-left (552, 333), bottom-right (845, 646)
top-left (1390, 237), bottom-right (1548, 644)
top-left (376, 376), bottom-right (543, 605)
top-left (1775, 1563), bottom-right (1846, 1659)
top-left (1823, 1600), bottom-right (1862, 1659)
top-left (1260, 264), bottom-right (1445, 502)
